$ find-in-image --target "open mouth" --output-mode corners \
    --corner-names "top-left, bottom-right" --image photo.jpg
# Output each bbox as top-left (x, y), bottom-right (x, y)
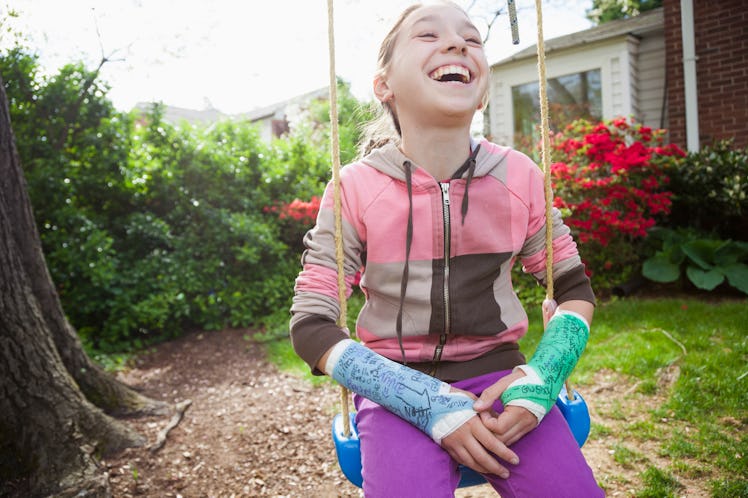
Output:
top-left (429, 64), bottom-right (472, 84)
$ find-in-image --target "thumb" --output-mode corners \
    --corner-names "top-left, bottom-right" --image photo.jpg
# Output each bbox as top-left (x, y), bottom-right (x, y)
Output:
top-left (542, 298), bottom-right (557, 327)
top-left (473, 375), bottom-right (513, 412)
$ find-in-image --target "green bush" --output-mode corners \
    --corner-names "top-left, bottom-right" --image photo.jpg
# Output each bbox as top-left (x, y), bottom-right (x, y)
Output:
top-left (2, 46), bottom-right (366, 352)
top-left (667, 140), bottom-right (748, 240)
top-left (642, 227), bottom-right (748, 295)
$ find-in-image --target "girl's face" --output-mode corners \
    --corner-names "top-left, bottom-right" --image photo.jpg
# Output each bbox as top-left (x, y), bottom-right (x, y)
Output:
top-left (374, 4), bottom-right (489, 127)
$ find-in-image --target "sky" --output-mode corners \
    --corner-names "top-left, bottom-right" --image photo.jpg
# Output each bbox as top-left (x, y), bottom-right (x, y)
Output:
top-left (3, 0), bottom-right (593, 115)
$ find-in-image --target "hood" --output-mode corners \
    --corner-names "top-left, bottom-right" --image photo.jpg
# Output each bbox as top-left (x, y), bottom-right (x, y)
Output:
top-left (360, 137), bottom-right (508, 184)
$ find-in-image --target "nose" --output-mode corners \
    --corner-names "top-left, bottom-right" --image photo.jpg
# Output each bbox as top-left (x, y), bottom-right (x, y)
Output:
top-left (444, 32), bottom-right (467, 54)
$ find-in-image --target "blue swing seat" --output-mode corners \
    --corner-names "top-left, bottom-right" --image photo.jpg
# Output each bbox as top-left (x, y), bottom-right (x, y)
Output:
top-left (332, 388), bottom-right (590, 489)
top-left (557, 385), bottom-right (591, 448)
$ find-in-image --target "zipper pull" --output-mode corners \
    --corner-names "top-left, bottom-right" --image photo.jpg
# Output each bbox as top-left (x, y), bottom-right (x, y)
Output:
top-left (441, 182), bottom-right (450, 205)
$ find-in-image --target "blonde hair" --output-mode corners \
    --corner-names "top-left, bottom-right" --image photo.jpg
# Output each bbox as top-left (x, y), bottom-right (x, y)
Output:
top-left (359, 4), bottom-right (421, 157)
top-left (358, 2), bottom-right (488, 157)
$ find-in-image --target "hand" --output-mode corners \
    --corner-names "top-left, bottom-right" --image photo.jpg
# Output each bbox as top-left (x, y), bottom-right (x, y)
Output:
top-left (473, 372), bottom-right (538, 446)
top-left (440, 387), bottom-right (520, 478)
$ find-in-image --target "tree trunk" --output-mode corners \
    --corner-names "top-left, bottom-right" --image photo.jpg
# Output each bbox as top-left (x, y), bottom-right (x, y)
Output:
top-left (0, 75), bottom-right (155, 495)
top-left (0, 74), bottom-right (168, 418)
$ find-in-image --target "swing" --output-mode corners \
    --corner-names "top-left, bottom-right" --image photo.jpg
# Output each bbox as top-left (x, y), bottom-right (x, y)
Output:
top-left (324, 0), bottom-right (590, 489)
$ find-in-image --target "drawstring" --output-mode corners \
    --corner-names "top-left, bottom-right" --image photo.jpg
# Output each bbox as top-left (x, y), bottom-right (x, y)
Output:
top-left (395, 147), bottom-right (480, 364)
top-left (451, 145), bottom-right (481, 225)
top-left (395, 160), bottom-right (414, 363)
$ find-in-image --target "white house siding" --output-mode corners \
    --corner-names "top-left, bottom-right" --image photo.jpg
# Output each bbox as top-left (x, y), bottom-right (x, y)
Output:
top-left (624, 36), bottom-right (640, 120)
top-left (609, 54), bottom-right (625, 118)
top-left (636, 31), bottom-right (667, 129)
top-left (486, 15), bottom-right (666, 146)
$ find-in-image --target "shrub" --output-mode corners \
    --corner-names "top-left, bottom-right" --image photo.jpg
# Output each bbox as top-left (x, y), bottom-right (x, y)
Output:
top-left (549, 117), bottom-right (685, 291)
top-left (642, 227), bottom-right (748, 295)
top-left (264, 196), bottom-right (321, 254)
top-left (667, 140), bottom-right (748, 241)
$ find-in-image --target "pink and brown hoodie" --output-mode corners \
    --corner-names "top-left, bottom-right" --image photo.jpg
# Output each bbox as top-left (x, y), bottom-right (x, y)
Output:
top-left (290, 139), bottom-right (595, 382)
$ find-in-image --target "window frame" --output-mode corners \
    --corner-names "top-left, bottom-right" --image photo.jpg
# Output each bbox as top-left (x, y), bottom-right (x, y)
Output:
top-left (487, 36), bottom-right (636, 146)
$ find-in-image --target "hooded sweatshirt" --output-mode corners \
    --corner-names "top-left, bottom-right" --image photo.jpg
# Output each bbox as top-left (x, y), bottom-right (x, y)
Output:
top-left (290, 138), bottom-right (594, 382)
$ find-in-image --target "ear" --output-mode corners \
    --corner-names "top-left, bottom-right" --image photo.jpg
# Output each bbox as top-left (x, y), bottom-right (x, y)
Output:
top-left (373, 74), bottom-right (393, 103)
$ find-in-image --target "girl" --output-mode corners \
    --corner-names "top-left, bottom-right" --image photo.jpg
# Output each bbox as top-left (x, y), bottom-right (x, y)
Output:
top-left (290, 2), bottom-right (603, 496)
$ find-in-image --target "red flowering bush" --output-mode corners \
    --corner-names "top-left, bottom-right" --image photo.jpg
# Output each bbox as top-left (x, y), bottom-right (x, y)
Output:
top-left (267, 196), bottom-right (321, 225)
top-left (266, 195), bottom-right (365, 287)
top-left (265, 196), bottom-right (321, 253)
top-left (549, 117), bottom-right (685, 290)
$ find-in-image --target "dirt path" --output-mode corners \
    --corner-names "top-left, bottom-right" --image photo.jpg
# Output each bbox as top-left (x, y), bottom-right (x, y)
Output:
top-left (104, 328), bottom-right (708, 497)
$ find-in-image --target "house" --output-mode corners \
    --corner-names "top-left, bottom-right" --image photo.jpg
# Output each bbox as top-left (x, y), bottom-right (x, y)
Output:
top-left (486, 8), bottom-right (665, 147)
top-left (133, 102), bottom-right (227, 126)
top-left (485, 0), bottom-right (747, 151)
top-left (233, 87), bottom-right (329, 143)
top-left (133, 86), bottom-right (330, 143)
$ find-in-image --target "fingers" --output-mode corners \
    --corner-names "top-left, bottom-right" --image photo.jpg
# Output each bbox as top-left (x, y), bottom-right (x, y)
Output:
top-left (472, 375), bottom-right (511, 411)
top-left (472, 420), bottom-right (519, 469)
top-left (445, 443), bottom-right (495, 475)
top-left (441, 417), bottom-right (517, 479)
top-left (480, 405), bottom-right (538, 446)
top-left (542, 298), bottom-right (558, 326)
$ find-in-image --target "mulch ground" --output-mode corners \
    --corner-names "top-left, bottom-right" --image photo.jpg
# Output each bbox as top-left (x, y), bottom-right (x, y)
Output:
top-left (103, 328), bottom-right (711, 497)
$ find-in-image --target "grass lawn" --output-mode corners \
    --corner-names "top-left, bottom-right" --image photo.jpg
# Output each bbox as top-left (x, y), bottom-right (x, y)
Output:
top-left (263, 296), bottom-right (747, 497)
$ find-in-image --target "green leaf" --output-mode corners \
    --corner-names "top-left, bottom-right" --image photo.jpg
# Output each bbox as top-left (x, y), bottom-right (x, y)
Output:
top-left (642, 254), bottom-right (681, 283)
top-left (714, 241), bottom-right (748, 266)
top-left (723, 263), bottom-right (748, 295)
top-left (685, 265), bottom-right (724, 290)
top-left (682, 240), bottom-right (724, 270)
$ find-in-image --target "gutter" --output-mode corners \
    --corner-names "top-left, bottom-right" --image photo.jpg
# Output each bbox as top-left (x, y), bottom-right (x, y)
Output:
top-left (680, 0), bottom-right (699, 151)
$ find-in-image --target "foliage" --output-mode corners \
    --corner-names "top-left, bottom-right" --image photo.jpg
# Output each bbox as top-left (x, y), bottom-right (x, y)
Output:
top-left (642, 227), bottom-right (748, 295)
top-left (264, 196), bottom-right (322, 254)
top-left (511, 265), bottom-right (547, 308)
top-left (666, 140), bottom-right (748, 241)
top-left (549, 117), bottom-right (684, 291)
top-left (1, 46), bottom-right (365, 352)
top-left (636, 467), bottom-right (683, 497)
top-left (289, 77), bottom-right (372, 167)
top-left (586, 0), bottom-right (662, 24)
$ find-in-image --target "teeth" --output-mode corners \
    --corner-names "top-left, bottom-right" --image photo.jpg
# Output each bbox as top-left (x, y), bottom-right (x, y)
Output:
top-left (430, 65), bottom-right (471, 83)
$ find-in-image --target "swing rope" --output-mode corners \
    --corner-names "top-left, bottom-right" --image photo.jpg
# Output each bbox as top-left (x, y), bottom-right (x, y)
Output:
top-left (535, 0), bottom-right (554, 301)
top-left (325, 0), bottom-right (352, 438)
top-left (533, 0), bottom-right (576, 401)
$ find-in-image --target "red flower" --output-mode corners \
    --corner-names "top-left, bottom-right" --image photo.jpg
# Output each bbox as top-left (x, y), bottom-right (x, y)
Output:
top-left (547, 117), bottom-right (682, 284)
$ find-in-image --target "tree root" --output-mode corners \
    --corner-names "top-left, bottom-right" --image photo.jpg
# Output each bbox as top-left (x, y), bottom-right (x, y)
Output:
top-left (149, 399), bottom-right (192, 453)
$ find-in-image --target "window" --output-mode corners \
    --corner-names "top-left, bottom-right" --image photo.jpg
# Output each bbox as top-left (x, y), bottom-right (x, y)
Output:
top-left (271, 118), bottom-right (290, 138)
top-left (512, 69), bottom-right (602, 151)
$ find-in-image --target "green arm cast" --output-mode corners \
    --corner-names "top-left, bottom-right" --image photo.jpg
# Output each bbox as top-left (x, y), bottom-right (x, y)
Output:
top-left (500, 311), bottom-right (590, 422)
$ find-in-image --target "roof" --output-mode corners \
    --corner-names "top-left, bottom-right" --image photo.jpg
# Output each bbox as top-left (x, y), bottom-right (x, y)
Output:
top-left (133, 102), bottom-right (226, 124)
top-left (133, 86), bottom-right (330, 126)
top-left (235, 86), bottom-right (329, 122)
top-left (492, 7), bottom-right (664, 66)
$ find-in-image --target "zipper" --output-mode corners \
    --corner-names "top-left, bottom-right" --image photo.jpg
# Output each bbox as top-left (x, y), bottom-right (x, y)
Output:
top-left (431, 182), bottom-right (452, 371)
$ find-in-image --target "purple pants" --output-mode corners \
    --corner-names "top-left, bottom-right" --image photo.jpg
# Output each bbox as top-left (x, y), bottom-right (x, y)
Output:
top-left (354, 370), bottom-right (604, 497)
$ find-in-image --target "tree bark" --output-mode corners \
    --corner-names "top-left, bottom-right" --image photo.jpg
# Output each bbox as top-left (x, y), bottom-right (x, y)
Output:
top-left (0, 74), bottom-right (155, 495)
top-left (0, 74), bottom-right (168, 418)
